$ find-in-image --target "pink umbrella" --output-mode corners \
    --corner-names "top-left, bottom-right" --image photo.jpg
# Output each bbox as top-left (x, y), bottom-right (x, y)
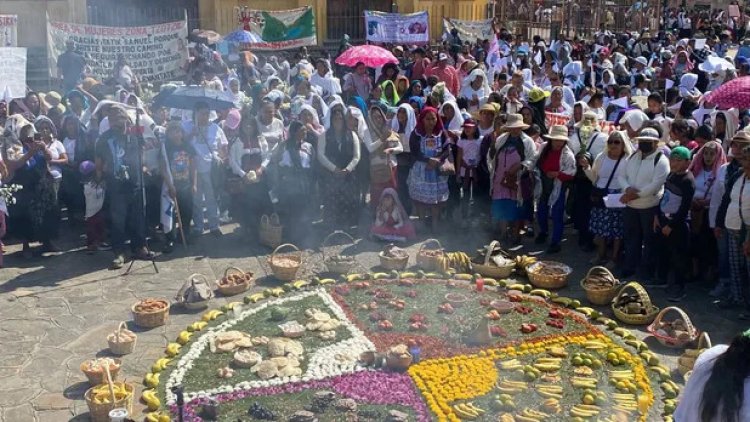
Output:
top-left (704, 76), bottom-right (750, 109)
top-left (335, 45), bottom-right (399, 68)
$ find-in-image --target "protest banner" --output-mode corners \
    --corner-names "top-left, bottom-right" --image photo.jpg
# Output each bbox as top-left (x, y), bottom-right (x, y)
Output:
top-left (0, 15), bottom-right (18, 47)
top-left (47, 19), bottom-right (189, 83)
top-left (0, 47), bottom-right (27, 99)
top-left (235, 6), bottom-right (316, 50)
top-left (546, 111), bottom-right (616, 133)
top-left (442, 18), bottom-right (494, 42)
top-left (364, 11), bottom-right (429, 45)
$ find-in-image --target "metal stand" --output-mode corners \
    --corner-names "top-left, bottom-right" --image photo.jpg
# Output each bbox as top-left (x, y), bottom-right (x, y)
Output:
top-left (172, 385), bottom-right (185, 422)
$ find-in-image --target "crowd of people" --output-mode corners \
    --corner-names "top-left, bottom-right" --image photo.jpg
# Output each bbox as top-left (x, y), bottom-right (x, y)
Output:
top-left (0, 11), bottom-right (749, 320)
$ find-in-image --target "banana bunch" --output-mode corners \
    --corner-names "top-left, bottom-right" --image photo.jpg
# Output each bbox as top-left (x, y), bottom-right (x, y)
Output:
top-left (143, 372), bottom-right (160, 388)
top-left (176, 330), bottom-right (193, 345)
top-left (571, 376), bottom-right (598, 389)
top-left (546, 346), bottom-right (568, 358)
top-left (624, 339), bottom-right (649, 352)
top-left (496, 380), bottom-right (528, 394)
top-left (90, 382), bottom-right (130, 404)
top-left (515, 408), bottom-right (550, 422)
top-left (443, 252), bottom-right (472, 273)
top-left (499, 414), bottom-right (516, 422)
top-left (649, 364), bottom-right (671, 381)
top-left (569, 404), bottom-right (601, 418)
top-left (515, 255), bottom-right (537, 274)
top-left (533, 357), bottom-right (562, 372)
top-left (576, 307), bottom-right (601, 319)
top-left (542, 398), bottom-right (561, 414)
top-left (529, 288), bottom-right (552, 299)
top-left (583, 340), bottom-right (607, 350)
top-left (187, 321), bottom-right (208, 332)
top-left (201, 310), bottom-right (223, 322)
top-left (244, 292), bottom-right (265, 303)
top-left (144, 412), bottom-right (171, 422)
top-left (220, 301), bottom-right (243, 312)
top-left (609, 369), bottom-right (634, 380)
top-left (535, 384), bottom-right (563, 399)
top-left (452, 402), bottom-right (485, 419)
top-left (141, 388), bottom-right (161, 411)
top-left (612, 392), bottom-right (638, 413)
top-left (499, 359), bottom-right (523, 371)
top-left (151, 357), bottom-right (172, 373)
top-left (165, 343), bottom-right (181, 357)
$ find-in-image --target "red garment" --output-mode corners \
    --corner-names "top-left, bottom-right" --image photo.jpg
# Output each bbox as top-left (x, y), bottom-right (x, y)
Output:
top-left (540, 149), bottom-right (574, 182)
top-left (427, 65), bottom-right (460, 96)
top-left (411, 58), bottom-right (432, 81)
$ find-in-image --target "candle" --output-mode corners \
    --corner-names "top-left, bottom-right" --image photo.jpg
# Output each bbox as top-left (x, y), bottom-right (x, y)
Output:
top-left (476, 277), bottom-right (485, 292)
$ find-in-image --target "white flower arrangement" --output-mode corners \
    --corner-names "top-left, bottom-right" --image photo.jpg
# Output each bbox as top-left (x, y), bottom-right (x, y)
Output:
top-left (165, 289), bottom-right (375, 405)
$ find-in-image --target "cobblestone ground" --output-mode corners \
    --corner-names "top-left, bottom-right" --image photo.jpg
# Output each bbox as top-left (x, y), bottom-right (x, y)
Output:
top-left (0, 213), bottom-right (745, 421)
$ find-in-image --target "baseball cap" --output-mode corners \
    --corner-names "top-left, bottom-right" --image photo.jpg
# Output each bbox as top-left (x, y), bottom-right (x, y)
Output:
top-left (670, 146), bottom-right (691, 160)
top-left (225, 109), bottom-right (241, 131)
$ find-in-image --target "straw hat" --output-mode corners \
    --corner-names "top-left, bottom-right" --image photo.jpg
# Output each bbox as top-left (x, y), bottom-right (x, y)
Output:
top-left (504, 113), bottom-right (529, 129)
top-left (528, 87), bottom-right (551, 103)
top-left (543, 125), bottom-right (570, 142)
top-left (733, 131), bottom-right (750, 144)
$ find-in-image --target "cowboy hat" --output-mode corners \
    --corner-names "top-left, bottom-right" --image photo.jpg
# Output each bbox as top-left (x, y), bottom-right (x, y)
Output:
top-left (504, 113), bottom-right (529, 129)
top-left (543, 125), bottom-right (570, 142)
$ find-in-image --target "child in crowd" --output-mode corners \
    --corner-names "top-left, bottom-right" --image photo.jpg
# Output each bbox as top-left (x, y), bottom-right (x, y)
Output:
top-left (370, 188), bottom-right (415, 242)
top-left (80, 161), bottom-right (108, 254)
top-left (456, 119), bottom-right (481, 223)
top-left (654, 146), bottom-right (695, 302)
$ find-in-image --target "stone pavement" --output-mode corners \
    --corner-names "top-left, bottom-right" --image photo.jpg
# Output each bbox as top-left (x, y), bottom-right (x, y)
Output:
top-left (0, 217), bottom-right (746, 422)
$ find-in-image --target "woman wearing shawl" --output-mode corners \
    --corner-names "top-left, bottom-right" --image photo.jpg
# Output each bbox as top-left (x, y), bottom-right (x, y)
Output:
top-left (673, 51), bottom-right (694, 81)
top-left (380, 80), bottom-right (400, 107)
top-left (10, 92), bottom-right (41, 122)
top-left (6, 124), bottom-right (59, 258)
top-left (408, 96), bottom-right (425, 113)
top-left (400, 80), bottom-right (425, 103)
top-left (689, 140), bottom-right (726, 282)
top-left (293, 79), bottom-right (328, 121)
top-left (298, 104), bottom-right (325, 143)
top-left (318, 102), bottom-right (361, 228)
top-left (546, 86), bottom-right (572, 115)
top-left (459, 68), bottom-right (491, 113)
top-left (370, 187), bottom-right (416, 242)
top-left (227, 78), bottom-right (247, 109)
top-left (275, 120), bottom-right (316, 245)
top-left (365, 105), bottom-right (403, 210)
top-left (438, 101), bottom-right (465, 137)
top-left (395, 75), bottom-right (410, 99)
top-left (60, 115), bottom-right (91, 223)
top-left (407, 107), bottom-right (452, 233)
top-left (710, 109), bottom-right (739, 151)
top-left (347, 106), bottom-right (371, 207)
top-left (392, 103), bottom-right (417, 214)
top-left (439, 101), bottom-right (465, 219)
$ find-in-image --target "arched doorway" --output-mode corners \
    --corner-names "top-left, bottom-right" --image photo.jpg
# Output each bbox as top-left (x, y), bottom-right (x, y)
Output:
top-left (326, 0), bottom-right (392, 41)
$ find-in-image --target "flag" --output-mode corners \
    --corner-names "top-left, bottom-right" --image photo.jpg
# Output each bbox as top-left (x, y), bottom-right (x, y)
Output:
top-left (160, 184), bottom-right (174, 234)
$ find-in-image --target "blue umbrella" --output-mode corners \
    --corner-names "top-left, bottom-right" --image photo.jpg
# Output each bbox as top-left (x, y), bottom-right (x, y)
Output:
top-left (154, 86), bottom-right (235, 111)
top-left (224, 30), bottom-right (262, 44)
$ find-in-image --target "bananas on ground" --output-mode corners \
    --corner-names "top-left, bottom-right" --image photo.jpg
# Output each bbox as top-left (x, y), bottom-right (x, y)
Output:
top-left (452, 402), bottom-right (484, 419)
top-left (187, 321), bottom-right (207, 332)
top-left (165, 342), bottom-right (181, 357)
top-left (176, 330), bottom-right (193, 345)
top-left (141, 388), bottom-right (161, 411)
top-left (143, 372), bottom-right (160, 388)
top-left (515, 255), bottom-right (537, 273)
top-left (201, 310), bottom-right (223, 322)
top-left (444, 252), bottom-right (472, 273)
top-left (151, 357), bottom-right (172, 373)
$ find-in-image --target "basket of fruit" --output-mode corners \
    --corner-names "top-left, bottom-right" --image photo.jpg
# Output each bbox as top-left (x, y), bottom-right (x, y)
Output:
top-left (526, 261), bottom-right (572, 289)
top-left (216, 267), bottom-right (253, 296)
top-left (268, 243), bottom-right (303, 281)
top-left (678, 332), bottom-right (711, 376)
top-left (131, 298), bottom-right (170, 328)
top-left (611, 282), bottom-right (660, 325)
top-left (647, 306), bottom-right (700, 348)
top-left (416, 238), bottom-right (444, 271)
top-left (378, 244), bottom-right (409, 271)
top-left (322, 231), bottom-right (357, 274)
top-left (84, 365), bottom-right (133, 422)
top-left (107, 322), bottom-right (137, 356)
top-left (471, 241), bottom-right (516, 278)
top-left (80, 357), bottom-right (121, 385)
top-left (580, 266), bottom-right (622, 305)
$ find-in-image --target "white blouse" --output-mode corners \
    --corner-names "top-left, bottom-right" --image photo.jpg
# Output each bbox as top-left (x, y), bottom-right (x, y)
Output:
top-left (724, 174), bottom-right (750, 231)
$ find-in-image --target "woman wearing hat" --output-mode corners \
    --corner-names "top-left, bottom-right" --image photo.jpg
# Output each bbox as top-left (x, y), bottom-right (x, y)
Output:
top-left (535, 125), bottom-right (576, 254)
top-left (487, 114), bottom-right (538, 245)
top-left (618, 127), bottom-right (670, 279)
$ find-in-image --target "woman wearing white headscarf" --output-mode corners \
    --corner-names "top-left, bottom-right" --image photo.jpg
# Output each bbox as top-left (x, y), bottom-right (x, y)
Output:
top-left (438, 101), bottom-right (464, 136)
top-left (365, 104), bottom-right (403, 210)
top-left (710, 109), bottom-right (739, 151)
top-left (347, 106), bottom-right (371, 207)
top-left (392, 103), bottom-right (416, 214)
top-left (679, 73), bottom-right (702, 99)
top-left (459, 68), bottom-right (491, 113)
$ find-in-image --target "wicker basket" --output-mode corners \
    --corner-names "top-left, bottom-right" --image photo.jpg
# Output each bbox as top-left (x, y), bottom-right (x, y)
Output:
top-left (611, 282), bottom-right (660, 325)
top-left (385, 352), bottom-right (413, 370)
top-left (216, 267), bottom-right (253, 296)
top-left (416, 238), bottom-right (444, 271)
top-left (678, 332), bottom-right (712, 376)
top-left (268, 243), bottom-right (302, 281)
top-left (131, 299), bottom-right (170, 328)
top-left (107, 322), bottom-right (137, 356)
top-left (80, 358), bottom-right (121, 385)
top-left (322, 231), bottom-right (357, 274)
top-left (259, 213), bottom-right (283, 249)
top-left (526, 261), bottom-right (572, 289)
top-left (647, 306), bottom-right (700, 348)
top-left (84, 366), bottom-right (133, 422)
top-left (379, 251), bottom-right (409, 271)
top-left (580, 266), bottom-right (622, 305)
top-left (178, 274), bottom-right (213, 310)
top-left (471, 240), bottom-right (515, 278)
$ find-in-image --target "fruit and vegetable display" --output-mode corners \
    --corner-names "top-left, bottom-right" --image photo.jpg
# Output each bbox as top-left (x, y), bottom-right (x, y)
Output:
top-left (217, 269), bottom-right (253, 288)
top-left (134, 298), bottom-right (169, 313)
top-left (143, 272), bottom-right (680, 422)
